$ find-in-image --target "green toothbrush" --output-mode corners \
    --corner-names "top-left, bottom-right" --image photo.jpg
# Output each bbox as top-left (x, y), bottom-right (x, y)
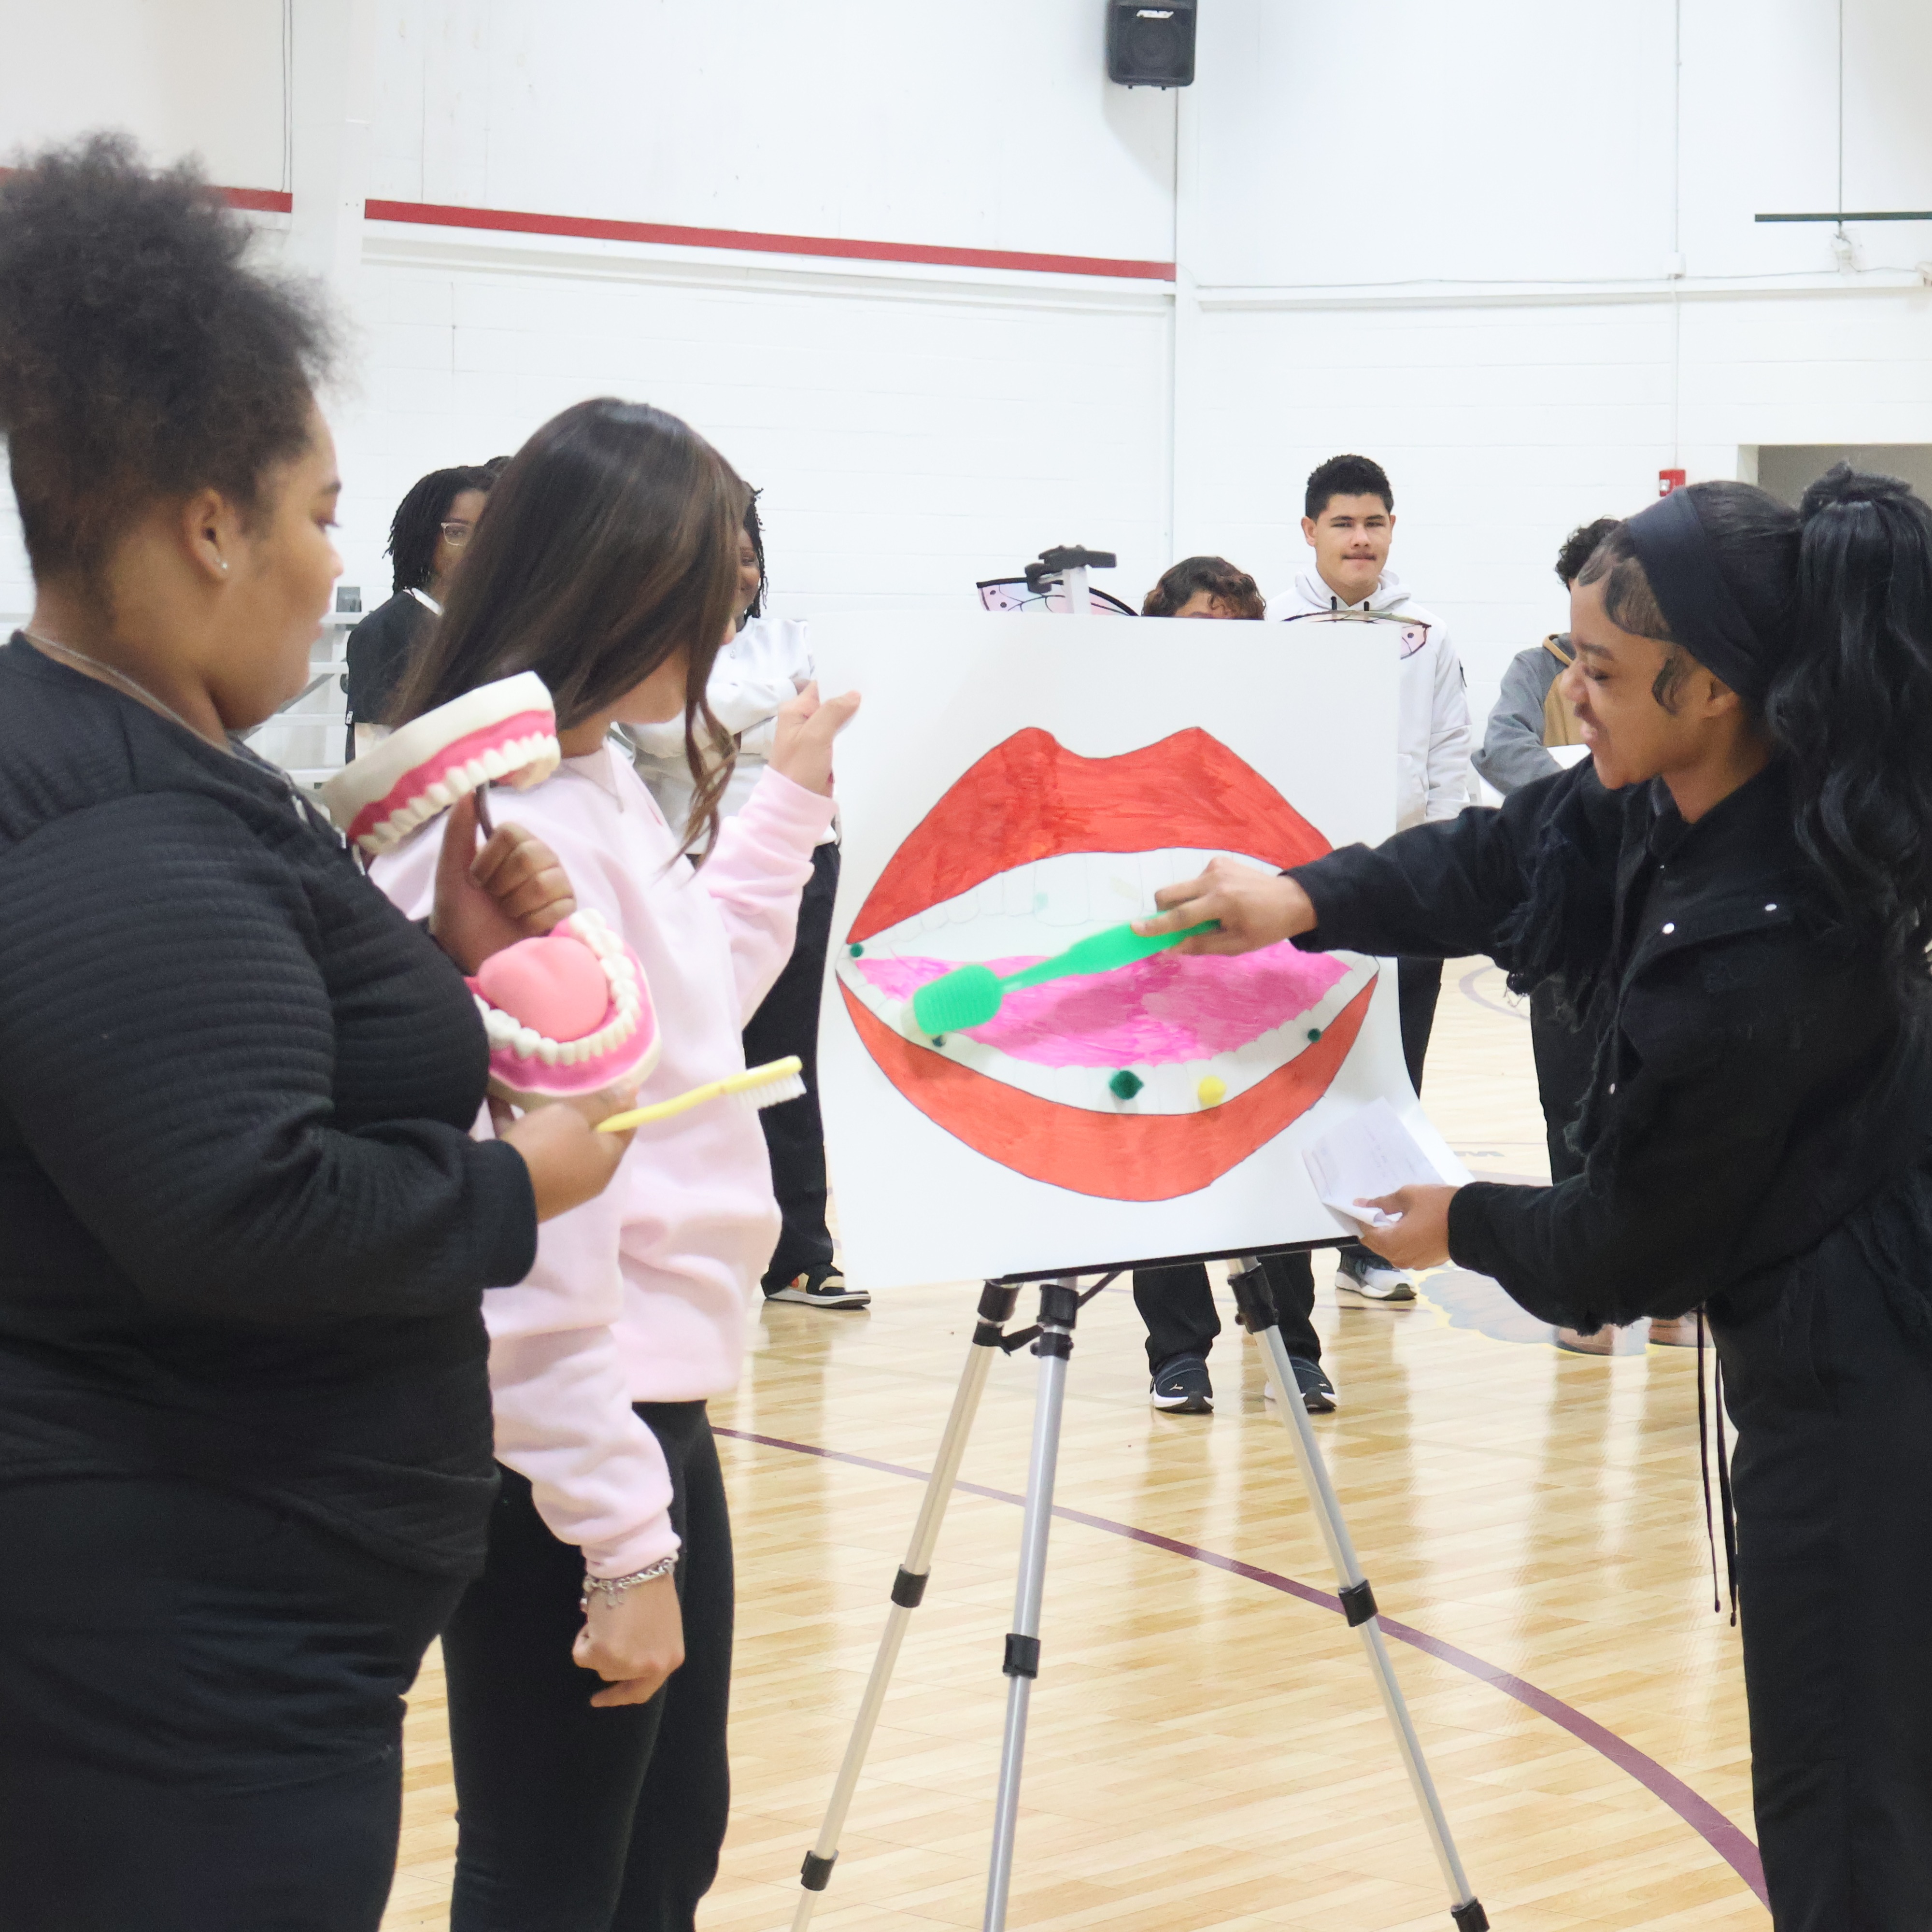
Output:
top-left (910, 920), bottom-right (1220, 1037)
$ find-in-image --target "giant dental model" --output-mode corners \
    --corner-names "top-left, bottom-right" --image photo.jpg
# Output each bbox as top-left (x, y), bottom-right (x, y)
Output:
top-left (468, 908), bottom-right (662, 1101)
top-left (319, 669), bottom-right (561, 858)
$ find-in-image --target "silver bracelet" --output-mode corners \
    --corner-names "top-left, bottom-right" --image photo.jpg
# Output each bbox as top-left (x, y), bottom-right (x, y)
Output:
top-left (580, 1551), bottom-right (678, 1611)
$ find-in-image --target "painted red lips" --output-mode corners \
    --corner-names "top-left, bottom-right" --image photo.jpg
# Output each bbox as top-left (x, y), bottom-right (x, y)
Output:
top-left (839, 727), bottom-right (1375, 1202)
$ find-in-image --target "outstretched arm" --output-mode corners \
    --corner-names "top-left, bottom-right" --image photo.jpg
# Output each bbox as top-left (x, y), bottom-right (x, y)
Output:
top-left (1136, 757), bottom-right (1610, 965)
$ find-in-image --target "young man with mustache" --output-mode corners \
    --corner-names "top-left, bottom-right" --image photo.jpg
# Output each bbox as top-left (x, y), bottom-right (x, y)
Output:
top-left (1279, 453), bottom-right (1473, 1304)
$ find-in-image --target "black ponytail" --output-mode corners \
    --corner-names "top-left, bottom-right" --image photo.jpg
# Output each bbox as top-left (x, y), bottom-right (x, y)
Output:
top-left (1766, 464), bottom-right (1932, 996)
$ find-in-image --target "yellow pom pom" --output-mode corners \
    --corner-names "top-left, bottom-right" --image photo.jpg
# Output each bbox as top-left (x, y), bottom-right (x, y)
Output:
top-left (1196, 1075), bottom-right (1228, 1108)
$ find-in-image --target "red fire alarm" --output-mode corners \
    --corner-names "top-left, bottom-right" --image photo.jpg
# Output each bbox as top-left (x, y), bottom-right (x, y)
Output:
top-left (1658, 468), bottom-right (1686, 496)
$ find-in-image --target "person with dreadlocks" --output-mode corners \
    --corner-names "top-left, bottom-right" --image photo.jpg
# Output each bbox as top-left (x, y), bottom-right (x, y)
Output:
top-left (343, 462), bottom-right (495, 752)
top-left (1138, 469), bottom-right (1932, 1929)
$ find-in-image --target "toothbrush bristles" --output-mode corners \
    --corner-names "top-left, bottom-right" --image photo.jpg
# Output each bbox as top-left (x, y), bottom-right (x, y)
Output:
top-left (733, 1074), bottom-right (806, 1110)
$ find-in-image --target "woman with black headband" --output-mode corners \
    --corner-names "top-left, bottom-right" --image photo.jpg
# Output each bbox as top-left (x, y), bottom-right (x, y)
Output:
top-left (1138, 469), bottom-right (1932, 1929)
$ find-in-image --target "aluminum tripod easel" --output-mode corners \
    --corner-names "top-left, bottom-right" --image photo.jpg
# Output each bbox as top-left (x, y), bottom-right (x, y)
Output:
top-left (785, 1254), bottom-right (1487, 1932)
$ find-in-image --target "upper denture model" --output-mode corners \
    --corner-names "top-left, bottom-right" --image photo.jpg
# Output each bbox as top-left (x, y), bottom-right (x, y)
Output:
top-left (320, 670), bottom-right (561, 857)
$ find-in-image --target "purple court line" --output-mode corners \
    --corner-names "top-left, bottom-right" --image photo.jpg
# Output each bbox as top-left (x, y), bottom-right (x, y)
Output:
top-left (717, 1424), bottom-right (1768, 1907)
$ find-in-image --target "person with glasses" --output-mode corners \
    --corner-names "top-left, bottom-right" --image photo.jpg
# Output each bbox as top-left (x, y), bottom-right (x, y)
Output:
top-left (1278, 453), bottom-right (1473, 1305)
top-left (344, 463), bottom-right (495, 754)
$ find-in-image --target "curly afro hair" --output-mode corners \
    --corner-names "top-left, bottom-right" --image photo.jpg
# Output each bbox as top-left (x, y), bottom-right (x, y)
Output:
top-left (0, 133), bottom-right (332, 590)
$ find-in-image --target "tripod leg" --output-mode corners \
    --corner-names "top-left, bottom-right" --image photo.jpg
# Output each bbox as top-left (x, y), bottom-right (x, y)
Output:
top-left (1230, 1262), bottom-right (1489, 1932)
top-left (983, 1278), bottom-right (1082, 1932)
top-left (789, 1281), bottom-right (1021, 1932)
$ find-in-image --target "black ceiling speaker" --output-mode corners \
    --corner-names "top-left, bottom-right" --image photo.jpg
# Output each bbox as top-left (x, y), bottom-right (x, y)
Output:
top-left (1107, 0), bottom-right (1197, 87)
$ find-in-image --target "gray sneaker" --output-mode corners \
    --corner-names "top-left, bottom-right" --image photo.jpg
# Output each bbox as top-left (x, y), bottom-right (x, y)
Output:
top-left (1335, 1250), bottom-right (1417, 1303)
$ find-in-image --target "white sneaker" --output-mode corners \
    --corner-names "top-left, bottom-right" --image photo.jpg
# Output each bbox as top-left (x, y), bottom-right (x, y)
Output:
top-left (1334, 1252), bottom-right (1417, 1303)
top-left (765, 1267), bottom-right (870, 1309)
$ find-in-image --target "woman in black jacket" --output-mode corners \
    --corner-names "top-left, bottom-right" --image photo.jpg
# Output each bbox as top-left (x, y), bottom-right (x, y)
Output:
top-left (0, 142), bottom-right (635, 1931)
top-left (344, 461), bottom-right (495, 751)
top-left (1142, 470), bottom-right (1932, 1930)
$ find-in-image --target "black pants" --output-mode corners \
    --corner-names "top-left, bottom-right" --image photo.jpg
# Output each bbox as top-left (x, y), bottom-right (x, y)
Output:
top-left (444, 1401), bottom-right (733, 1932)
top-left (1394, 954), bottom-right (1442, 1097)
top-left (0, 1475), bottom-right (462, 1932)
top-left (1334, 954), bottom-right (1444, 1272)
top-left (744, 842), bottom-right (839, 1290)
top-left (1133, 1250), bottom-right (1320, 1372)
top-left (1715, 1245), bottom-right (1932, 1930)
top-left (1528, 978), bottom-right (1596, 1186)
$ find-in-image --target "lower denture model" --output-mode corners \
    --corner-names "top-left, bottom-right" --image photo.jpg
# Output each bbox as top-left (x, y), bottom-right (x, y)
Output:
top-left (468, 909), bottom-right (661, 1102)
top-left (320, 670), bottom-right (561, 858)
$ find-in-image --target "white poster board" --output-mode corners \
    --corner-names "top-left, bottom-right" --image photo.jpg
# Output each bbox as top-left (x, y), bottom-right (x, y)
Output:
top-left (810, 610), bottom-right (1467, 1290)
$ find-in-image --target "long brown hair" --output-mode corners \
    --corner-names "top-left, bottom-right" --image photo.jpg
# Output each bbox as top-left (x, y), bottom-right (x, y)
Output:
top-left (391, 397), bottom-right (747, 853)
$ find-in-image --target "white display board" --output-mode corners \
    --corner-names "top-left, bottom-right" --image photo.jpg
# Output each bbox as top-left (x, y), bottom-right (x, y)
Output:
top-left (810, 610), bottom-right (1466, 1290)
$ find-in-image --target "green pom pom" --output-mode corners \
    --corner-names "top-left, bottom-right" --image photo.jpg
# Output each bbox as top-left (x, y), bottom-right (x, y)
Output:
top-left (848, 942), bottom-right (865, 957)
top-left (1108, 1069), bottom-right (1144, 1100)
top-left (1306, 1027), bottom-right (1322, 1042)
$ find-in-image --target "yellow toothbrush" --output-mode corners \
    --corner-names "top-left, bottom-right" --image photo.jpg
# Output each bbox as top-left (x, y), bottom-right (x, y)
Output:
top-left (597, 1056), bottom-right (805, 1133)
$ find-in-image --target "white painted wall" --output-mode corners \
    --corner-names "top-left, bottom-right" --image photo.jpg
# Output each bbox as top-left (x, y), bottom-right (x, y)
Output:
top-left (6, 0), bottom-right (1932, 753)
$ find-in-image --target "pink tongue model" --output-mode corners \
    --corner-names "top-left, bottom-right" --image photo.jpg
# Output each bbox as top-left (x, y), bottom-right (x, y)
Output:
top-left (859, 944), bottom-right (1349, 1068)
top-left (474, 934), bottom-right (611, 1038)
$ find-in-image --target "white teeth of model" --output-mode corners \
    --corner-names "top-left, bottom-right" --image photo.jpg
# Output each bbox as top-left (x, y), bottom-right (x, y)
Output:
top-left (513, 1025), bottom-right (541, 1059)
top-left (485, 1009), bottom-right (516, 1043)
top-left (422, 779), bottom-right (453, 810)
top-left (558, 1040), bottom-right (580, 1065)
top-left (537, 1037), bottom-right (559, 1065)
top-left (480, 746), bottom-right (511, 779)
top-left (1033, 852), bottom-right (1092, 928)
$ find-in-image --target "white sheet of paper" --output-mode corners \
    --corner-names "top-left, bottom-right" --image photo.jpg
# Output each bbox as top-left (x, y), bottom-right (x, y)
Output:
top-left (1302, 1098), bottom-right (1446, 1230)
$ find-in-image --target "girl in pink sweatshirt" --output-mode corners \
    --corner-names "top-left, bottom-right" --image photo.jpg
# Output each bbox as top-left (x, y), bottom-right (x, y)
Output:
top-left (372, 398), bottom-right (856, 1932)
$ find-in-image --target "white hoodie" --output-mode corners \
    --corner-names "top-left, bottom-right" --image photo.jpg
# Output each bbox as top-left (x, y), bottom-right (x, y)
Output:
top-left (1278, 568), bottom-right (1473, 829)
top-left (627, 617), bottom-right (834, 843)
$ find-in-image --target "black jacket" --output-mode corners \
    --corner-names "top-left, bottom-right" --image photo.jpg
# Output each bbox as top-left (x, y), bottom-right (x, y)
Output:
top-left (344, 589), bottom-right (433, 727)
top-left (1290, 759), bottom-right (1932, 1332)
top-left (0, 637), bottom-right (536, 1573)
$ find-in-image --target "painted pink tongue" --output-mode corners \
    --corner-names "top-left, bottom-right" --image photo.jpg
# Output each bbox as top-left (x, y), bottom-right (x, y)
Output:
top-left (474, 934), bottom-right (609, 1039)
top-left (857, 945), bottom-right (1348, 1067)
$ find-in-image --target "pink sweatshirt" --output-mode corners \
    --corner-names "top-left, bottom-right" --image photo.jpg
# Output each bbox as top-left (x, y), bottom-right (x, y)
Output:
top-left (374, 742), bottom-right (835, 1575)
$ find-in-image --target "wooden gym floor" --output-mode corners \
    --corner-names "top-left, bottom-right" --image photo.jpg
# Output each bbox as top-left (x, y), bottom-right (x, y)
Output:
top-left (383, 962), bottom-right (1767, 1930)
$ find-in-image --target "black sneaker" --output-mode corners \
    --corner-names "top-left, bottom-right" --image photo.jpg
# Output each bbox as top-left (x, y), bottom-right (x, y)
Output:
top-left (766, 1266), bottom-right (870, 1309)
top-left (1150, 1353), bottom-right (1213, 1413)
top-left (1264, 1356), bottom-right (1339, 1413)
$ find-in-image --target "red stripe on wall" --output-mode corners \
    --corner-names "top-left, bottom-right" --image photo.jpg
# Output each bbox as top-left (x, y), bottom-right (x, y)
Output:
top-left (0, 168), bottom-right (1169, 282)
top-left (224, 186), bottom-right (294, 213)
top-left (362, 196), bottom-right (1175, 282)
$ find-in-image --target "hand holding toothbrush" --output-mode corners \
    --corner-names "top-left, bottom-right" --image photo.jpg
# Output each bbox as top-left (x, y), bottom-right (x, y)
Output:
top-left (1133, 853), bottom-right (1318, 958)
